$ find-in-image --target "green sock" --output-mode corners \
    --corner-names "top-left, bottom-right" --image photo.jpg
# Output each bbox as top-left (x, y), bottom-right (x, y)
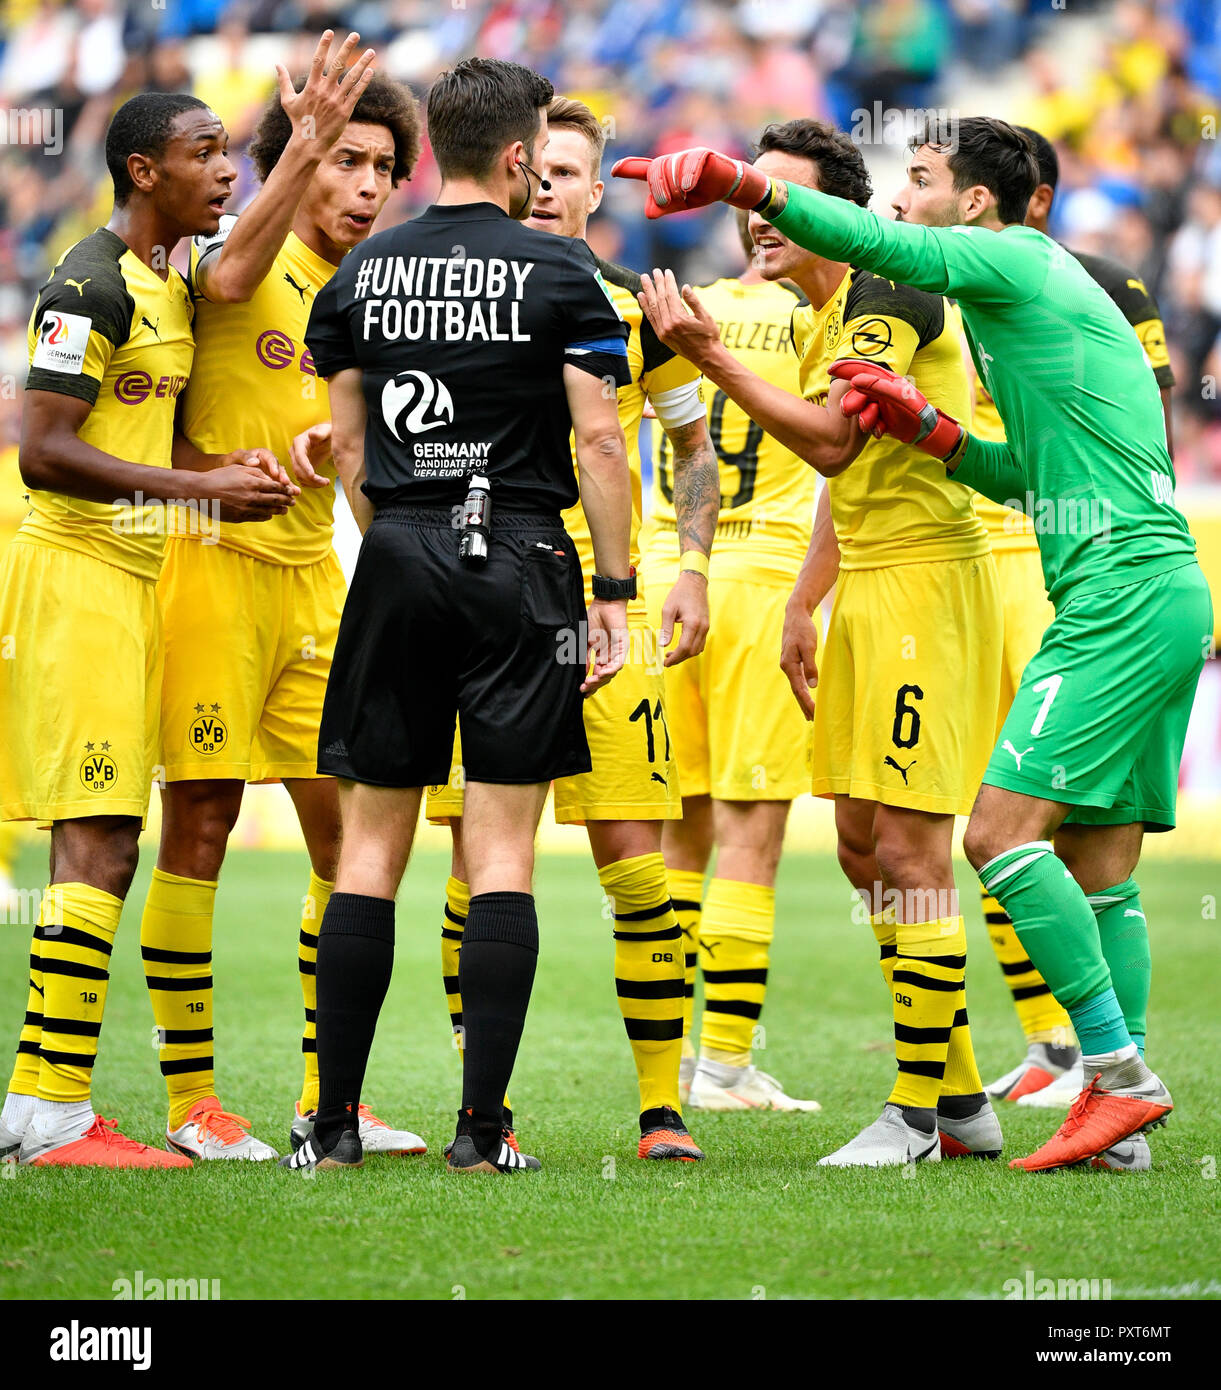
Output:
top-left (978, 842), bottom-right (1110, 1009)
top-left (978, 841), bottom-right (1130, 1055)
top-left (1087, 878), bottom-right (1149, 1058)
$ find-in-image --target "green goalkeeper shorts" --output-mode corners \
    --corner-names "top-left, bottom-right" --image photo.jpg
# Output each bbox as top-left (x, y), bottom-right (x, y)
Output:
top-left (983, 560), bottom-right (1213, 831)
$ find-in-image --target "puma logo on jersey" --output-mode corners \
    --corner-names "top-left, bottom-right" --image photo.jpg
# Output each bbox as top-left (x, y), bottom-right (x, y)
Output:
top-left (1002, 740), bottom-right (1034, 771)
top-left (284, 271), bottom-right (311, 302)
top-left (650, 771), bottom-right (668, 786)
top-left (141, 315), bottom-right (160, 340)
top-left (883, 755), bottom-right (915, 784)
top-left (64, 277), bottom-right (91, 296)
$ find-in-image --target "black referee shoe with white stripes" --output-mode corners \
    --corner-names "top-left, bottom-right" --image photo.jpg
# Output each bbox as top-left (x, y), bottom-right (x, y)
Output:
top-left (279, 1127), bottom-right (363, 1173)
top-left (446, 1110), bottom-right (540, 1174)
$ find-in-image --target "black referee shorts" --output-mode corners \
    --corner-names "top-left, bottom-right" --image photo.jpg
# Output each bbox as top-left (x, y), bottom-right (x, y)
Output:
top-left (318, 505), bottom-right (591, 787)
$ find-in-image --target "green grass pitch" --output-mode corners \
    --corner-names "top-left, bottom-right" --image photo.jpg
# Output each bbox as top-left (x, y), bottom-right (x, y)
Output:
top-left (1, 844), bottom-right (1218, 1301)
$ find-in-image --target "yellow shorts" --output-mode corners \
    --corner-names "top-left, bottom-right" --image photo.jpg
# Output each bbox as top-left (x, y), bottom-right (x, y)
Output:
top-left (0, 542), bottom-right (161, 822)
top-left (993, 546), bottom-right (1053, 730)
top-left (812, 554), bottom-right (1002, 816)
top-left (425, 618), bottom-right (682, 824)
top-left (158, 538), bottom-right (345, 783)
top-left (643, 560), bottom-right (815, 801)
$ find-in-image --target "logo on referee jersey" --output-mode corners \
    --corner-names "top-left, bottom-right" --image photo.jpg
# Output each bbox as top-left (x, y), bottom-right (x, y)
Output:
top-left (382, 369), bottom-right (454, 441)
top-left (80, 749), bottom-right (118, 792)
top-left (189, 714), bottom-right (228, 755)
top-left (849, 318), bottom-right (892, 357)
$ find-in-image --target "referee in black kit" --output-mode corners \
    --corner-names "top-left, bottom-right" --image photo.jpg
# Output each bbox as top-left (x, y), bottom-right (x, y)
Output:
top-left (281, 58), bottom-right (634, 1175)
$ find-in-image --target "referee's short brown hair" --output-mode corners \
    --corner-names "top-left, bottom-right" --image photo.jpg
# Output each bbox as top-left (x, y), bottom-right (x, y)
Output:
top-left (427, 58), bottom-right (554, 181)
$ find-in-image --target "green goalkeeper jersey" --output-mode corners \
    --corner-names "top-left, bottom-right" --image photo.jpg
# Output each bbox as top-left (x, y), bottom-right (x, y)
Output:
top-left (772, 187), bottom-right (1197, 609)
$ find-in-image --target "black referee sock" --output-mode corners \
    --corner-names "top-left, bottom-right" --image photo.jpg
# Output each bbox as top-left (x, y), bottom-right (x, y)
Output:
top-left (458, 892), bottom-right (539, 1141)
top-left (315, 892), bottom-right (395, 1151)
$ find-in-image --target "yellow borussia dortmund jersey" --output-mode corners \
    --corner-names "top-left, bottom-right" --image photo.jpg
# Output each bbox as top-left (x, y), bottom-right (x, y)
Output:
top-left (793, 268), bottom-right (987, 569)
top-left (185, 218), bottom-right (338, 566)
top-left (0, 445), bottom-right (30, 547)
top-left (20, 227), bottom-right (194, 582)
top-left (647, 276), bottom-right (816, 583)
top-left (561, 256), bottom-right (701, 608)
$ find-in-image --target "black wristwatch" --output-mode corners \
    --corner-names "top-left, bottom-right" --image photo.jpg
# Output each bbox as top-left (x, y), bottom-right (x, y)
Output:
top-left (592, 567), bottom-right (637, 601)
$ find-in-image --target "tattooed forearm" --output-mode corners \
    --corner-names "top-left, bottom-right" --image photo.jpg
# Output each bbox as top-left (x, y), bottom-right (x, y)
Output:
top-left (668, 417), bottom-right (719, 556)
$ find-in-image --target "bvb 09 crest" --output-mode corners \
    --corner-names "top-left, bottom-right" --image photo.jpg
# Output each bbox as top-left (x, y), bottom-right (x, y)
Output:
top-left (80, 747), bottom-right (118, 792)
top-left (189, 711), bottom-right (228, 755)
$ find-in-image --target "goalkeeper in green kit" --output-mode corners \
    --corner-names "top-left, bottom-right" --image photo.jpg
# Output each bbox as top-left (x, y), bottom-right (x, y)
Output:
top-left (614, 118), bottom-right (1213, 1173)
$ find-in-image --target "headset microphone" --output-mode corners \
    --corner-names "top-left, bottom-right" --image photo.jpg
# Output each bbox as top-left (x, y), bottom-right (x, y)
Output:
top-left (518, 159), bottom-right (552, 193)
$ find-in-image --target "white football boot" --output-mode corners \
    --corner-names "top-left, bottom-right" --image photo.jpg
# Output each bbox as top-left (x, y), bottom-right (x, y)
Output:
top-left (292, 1102), bottom-right (426, 1156)
top-left (936, 1099), bottom-right (1003, 1159)
top-left (985, 1041), bottom-right (1081, 1102)
top-left (0, 1114), bottom-right (26, 1162)
top-left (818, 1104), bottom-right (940, 1167)
top-left (1015, 1059), bottom-right (1086, 1109)
top-left (689, 1058), bottom-right (821, 1111)
top-left (1091, 1131), bottom-right (1152, 1171)
top-left (678, 1055), bottom-right (697, 1109)
top-left (167, 1098), bottom-right (278, 1161)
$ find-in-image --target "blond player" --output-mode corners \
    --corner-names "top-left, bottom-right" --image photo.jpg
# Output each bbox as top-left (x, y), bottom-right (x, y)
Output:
top-left (422, 97), bottom-right (718, 1161)
top-left (639, 210), bottom-right (822, 1111)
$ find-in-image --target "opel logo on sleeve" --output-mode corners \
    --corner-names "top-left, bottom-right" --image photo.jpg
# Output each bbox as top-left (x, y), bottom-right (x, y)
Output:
top-left (381, 370), bottom-right (455, 441)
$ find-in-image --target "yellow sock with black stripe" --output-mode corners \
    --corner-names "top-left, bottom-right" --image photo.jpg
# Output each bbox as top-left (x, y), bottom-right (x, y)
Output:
top-left (602, 853), bottom-right (684, 1113)
top-left (667, 869), bottom-right (704, 1059)
top-left (889, 916), bottom-right (966, 1110)
top-left (440, 877), bottom-right (511, 1115)
top-left (140, 868), bottom-right (217, 1129)
top-left (37, 883), bottom-right (122, 1104)
top-left (298, 871), bottom-right (334, 1115)
top-left (981, 886), bottom-right (1074, 1043)
top-left (870, 906), bottom-right (897, 993)
top-left (940, 922), bottom-right (985, 1096)
top-left (441, 875), bottom-right (470, 1048)
top-left (699, 878), bottom-right (773, 1067)
top-left (9, 893), bottom-right (50, 1097)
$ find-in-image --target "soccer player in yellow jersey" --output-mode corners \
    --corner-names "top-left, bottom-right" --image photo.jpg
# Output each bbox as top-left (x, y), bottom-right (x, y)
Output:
top-left (420, 97), bottom-right (718, 1161)
top-left (639, 210), bottom-right (822, 1111)
top-left (947, 127), bottom-right (1177, 1126)
top-left (0, 438), bottom-right (29, 916)
top-left (0, 93), bottom-right (295, 1168)
top-left (137, 36), bottom-right (429, 1160)
top-left (640, 119), bottom-right (1004, 1166)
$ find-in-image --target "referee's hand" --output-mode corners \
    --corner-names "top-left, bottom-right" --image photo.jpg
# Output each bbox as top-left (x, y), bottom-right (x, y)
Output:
top-left (583, 599), bottom-right (629, 694)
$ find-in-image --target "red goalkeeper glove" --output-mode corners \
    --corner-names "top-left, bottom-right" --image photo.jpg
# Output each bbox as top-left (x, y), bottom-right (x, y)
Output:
top-left (611, 148), bottom-right (779, 220)
top-left (830, 359), bottom-right (967, 464)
